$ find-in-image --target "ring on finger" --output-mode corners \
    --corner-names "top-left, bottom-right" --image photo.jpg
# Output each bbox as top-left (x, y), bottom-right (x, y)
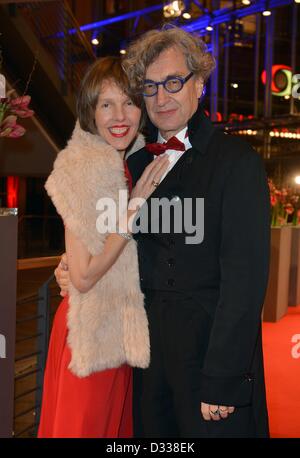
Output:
top-left (219, 408), bottom-right (228, 413)
top-left (152, 180), bottom-right (159, 188)
top-left (210, 408), bottom-right (220, 416)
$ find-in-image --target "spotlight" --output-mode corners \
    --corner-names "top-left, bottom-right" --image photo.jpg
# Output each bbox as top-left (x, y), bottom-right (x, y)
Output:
top-left (163, 1), bottom-right (185, 18)
top-left (120, 49), bottom-right (127, 55)
top-left (172, 1), bottom-right (184, 12)
top-left (295, 0), bottom-right (300, 3)
top-left (242, 0), bottom-right (251, 5)
top-left (206, 25), bottom-right (213, 31)
top-left (262, 9), bottom-right (271, 16)
top-left (231, 83), bottom-right (239, 89)
top-left (183, 12), bottom-right (191, 19)
top-left (91, 38), bottom-right (99, 45)
top-left (295, 176), bottom-right (300, 185)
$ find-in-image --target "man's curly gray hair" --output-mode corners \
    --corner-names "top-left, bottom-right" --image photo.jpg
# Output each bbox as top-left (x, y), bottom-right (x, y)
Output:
top-left (122, 26), bottom-right (215, 94)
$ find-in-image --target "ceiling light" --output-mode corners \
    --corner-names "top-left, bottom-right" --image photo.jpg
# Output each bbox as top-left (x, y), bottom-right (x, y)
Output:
top-left (91, 38), bottom-right (99, 45)
top-left (172, 1), bottom-right (182, 12)
top-left (262, 9), bottom-right (271, 16)
top-left (163, 1), bottom-right (185, 18)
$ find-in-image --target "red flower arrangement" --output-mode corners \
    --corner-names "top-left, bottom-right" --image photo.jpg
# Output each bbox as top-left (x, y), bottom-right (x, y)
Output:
top-left (0, 93), bottom-right (34, 138)
top-left (268, 179), bottom-right (300, 226)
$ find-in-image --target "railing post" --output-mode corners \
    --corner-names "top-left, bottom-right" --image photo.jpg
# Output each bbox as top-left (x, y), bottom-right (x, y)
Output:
top-left (264, 10), bottom-right (275, 119)
top-left (290, 1), bottom-right (298, 115)
top-left (210, 0), bottom-right (220, 122)
top-left (254, 13), bottom-right (261, 118)
top-left (35, 275), bottom-right (53, 430)
top-left (61, 0), bottom-right (70, 96)
top-left (0, 208), bottom-right (18, 438)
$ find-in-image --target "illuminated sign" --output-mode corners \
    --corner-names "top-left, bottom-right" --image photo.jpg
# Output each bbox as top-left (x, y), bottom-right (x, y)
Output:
top-left (204, 110), bottom-right (255, 123)
top-left (261, 65), bottom-right (292, 97)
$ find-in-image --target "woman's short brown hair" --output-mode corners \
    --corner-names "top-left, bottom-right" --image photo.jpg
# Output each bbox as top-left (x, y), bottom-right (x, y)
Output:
top-left (77, 56), bottom-right (143, 134)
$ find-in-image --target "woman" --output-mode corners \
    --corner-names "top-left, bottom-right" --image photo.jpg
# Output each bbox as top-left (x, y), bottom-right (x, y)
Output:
top-left (38, 57), bottom-right (169, 438)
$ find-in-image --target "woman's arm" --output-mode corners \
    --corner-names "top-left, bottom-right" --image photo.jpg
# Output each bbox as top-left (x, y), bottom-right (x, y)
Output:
top-left (65, 210), bottom-right (135, 293)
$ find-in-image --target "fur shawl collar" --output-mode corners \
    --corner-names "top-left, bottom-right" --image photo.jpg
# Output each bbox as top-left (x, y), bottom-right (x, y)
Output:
top-left (45, 122), bottom-right (149, 377)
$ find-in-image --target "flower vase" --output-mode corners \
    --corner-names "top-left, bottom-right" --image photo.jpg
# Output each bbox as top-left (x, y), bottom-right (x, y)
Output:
top-left (288, 226), bottom-right (300, 307)
top-left (263, 226), bottom-right (292, 322)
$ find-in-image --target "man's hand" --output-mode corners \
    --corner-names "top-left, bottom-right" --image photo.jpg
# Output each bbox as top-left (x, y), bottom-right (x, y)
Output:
top-left (54, 253), bottom-right (70, 297)
top-left (201, 402), bottom-right (235, 421)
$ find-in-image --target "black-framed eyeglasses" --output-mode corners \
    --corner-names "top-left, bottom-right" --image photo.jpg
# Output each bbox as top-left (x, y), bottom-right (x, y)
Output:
top-left (143, 72), bottom-right (194, 97)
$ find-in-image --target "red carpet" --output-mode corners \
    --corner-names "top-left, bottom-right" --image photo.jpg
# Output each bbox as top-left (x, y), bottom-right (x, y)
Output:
top-left (262, 306), bottom-right (300, 438)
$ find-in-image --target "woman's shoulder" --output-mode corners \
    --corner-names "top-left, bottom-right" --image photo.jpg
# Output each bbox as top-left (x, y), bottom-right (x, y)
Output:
top-left (52, 123), bottom-right (119, 178)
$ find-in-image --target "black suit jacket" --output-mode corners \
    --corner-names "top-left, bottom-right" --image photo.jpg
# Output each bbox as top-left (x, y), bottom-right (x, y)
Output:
top-left (127, 105), bottom-right (270, 417)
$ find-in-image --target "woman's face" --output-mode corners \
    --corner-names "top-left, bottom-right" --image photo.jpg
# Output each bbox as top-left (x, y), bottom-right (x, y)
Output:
top-left (95, 80), bottom-right (141, 153)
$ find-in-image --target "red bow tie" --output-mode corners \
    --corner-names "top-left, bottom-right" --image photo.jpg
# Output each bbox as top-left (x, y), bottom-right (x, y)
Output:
top-left (146, 136), bottom-right (185, 156)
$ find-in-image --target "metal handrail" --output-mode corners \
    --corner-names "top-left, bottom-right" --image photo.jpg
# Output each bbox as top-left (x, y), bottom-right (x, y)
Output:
top-left (15, 351), bottom-right (42, 363)
top-left (16, 333), bottom-right (43, 344)
top-left (63, 0), bottom-right (95, 61)
top-left (14, 274), bottom-right (60, 437)
top-left (14, 386), bottom-right (41, 402)
top-left (15, 368), bottom-right (41, 382)
top-left (14, 423), bottom-right (37, 438)
top-left (16, 314), bottom-right (43, 324)
top-left (14, 405), bottom-right (40, 420)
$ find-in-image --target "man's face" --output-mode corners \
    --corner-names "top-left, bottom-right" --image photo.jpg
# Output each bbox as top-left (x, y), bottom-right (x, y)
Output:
top-left (144, 46), bottom-right (203, 140)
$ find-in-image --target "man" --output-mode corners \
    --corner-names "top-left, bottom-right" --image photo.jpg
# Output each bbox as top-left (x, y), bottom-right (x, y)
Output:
top-left (56, 27), bottom-right (270, 438)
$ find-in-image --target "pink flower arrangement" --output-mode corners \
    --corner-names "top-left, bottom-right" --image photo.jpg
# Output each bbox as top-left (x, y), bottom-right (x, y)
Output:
top-left (0, 93), bottom-right (34, 138)
top-left (268, 179), bottom-right (300, 226)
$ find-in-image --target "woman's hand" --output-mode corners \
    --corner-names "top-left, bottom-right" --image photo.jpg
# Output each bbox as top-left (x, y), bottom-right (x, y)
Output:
top-left (130, 155), bottom-right (169, 202)
top-left (54, 253), bottom-right (70, 296)
top-left (124, 155), bottom-right (169, 234)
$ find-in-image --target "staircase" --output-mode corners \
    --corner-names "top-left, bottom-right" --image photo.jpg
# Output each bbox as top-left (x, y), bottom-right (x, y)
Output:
top-left (0, 0), bottom-right (96, 148)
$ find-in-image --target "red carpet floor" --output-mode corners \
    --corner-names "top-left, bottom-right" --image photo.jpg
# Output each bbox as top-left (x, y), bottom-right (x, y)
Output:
top-left (262, 306), bottom-right (300, 438)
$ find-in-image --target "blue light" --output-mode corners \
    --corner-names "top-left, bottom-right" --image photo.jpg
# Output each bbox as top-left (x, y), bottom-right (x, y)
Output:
top-left (80, 4), bottom-right (164, 31)
top-left (182, 0), bottom-right (294, 33)
top-left (53, 4), bottom-right (164, 38)
top-left (51, 0), bottom-right (295, 41)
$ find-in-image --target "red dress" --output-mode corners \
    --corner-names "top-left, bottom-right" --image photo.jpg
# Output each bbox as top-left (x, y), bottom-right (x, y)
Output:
top-left (38, 296), bottom-right (133, 438)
